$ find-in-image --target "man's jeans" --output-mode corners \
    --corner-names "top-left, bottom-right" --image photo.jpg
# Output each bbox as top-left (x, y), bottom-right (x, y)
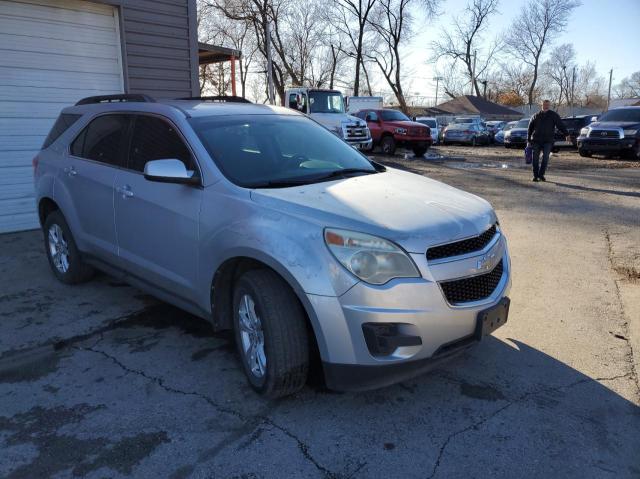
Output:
top-left (532, 142), bottom-right (552, 178)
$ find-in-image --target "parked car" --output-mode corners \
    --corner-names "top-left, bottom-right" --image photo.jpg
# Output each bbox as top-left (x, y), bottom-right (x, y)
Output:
top-left (442, 123), bottom-right (491, 146)
top-left (577, 106), bottom-right (640, 159)
top-left (503, 119), bottom-right (530, 148)
top-left (35, 94), bottom-right (511, 398)
top-left (485, 121), bottom-right (506, 142)
top-left (452, 116), bottom-right (483, 126)
top-left (355, 109), bottom-right (432, 156)
top-left (554, 115), bottom-right (595, 149)
top-left (415, 116), bottom-right (439, 144)
top-left (494, 121), bottom-right (517, 145)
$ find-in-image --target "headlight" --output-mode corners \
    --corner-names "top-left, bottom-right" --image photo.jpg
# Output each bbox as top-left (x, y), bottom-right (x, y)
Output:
top-left (395, 127), bottom-right (407, 135)
top-left (324, 228), bottom-right (420, 285)
top-left (623, 129), bottom-right (638, 137)
top-left (580, 127), bottom-right (589, 136)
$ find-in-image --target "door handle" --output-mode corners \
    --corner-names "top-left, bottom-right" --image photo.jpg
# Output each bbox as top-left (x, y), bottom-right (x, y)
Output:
top-left (116, 185), bottom-right (134, 198)
top-left (63, 166), bottom-right (77, 177)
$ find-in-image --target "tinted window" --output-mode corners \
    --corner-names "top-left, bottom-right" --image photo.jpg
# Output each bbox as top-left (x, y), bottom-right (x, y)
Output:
top-left (417, 119), bottom-right (436, 128)
top-left (71, 114), bottom-right (129, 166)
top-left (189, 115), bottom-right (375, 188)
top-left (128, 115), bottom-right (194, 173)
top-left (381, 110), bottom-right (410, 121)
top-left (365, 111), bottom-right (378, 121)
top-left (516, 120), bottom-right (529, 128)
top-left (599, 109), bottom-right (640, 122)
top-left (43, 113), bottom-right (82, 149)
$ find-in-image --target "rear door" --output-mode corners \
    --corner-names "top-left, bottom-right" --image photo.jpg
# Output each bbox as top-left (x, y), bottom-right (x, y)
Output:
top-left (64, 114), bottom-right (128, 261)
top-left (113, 114), bottom-right (202, 301)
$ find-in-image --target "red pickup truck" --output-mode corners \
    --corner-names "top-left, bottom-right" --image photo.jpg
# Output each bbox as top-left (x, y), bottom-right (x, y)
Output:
top-left (354, 109), bottom-right (432, 156)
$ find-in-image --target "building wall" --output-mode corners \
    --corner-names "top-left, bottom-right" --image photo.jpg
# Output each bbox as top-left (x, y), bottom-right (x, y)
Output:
top-left (98, 0), bottom-right (199, 99)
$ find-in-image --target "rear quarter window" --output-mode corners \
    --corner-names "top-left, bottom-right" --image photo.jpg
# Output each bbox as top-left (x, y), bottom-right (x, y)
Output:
top-left (42, 113), bottom-right (82, 149)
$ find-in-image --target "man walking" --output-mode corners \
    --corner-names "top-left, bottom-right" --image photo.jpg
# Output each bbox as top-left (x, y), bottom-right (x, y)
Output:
top-left (527, 100), bottom-right (569, 182)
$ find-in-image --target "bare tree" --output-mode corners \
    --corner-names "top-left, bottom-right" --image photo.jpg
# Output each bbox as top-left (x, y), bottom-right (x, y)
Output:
top-left (542, 43), bottom-right (575, 106)
top-left (504, 0), bottom-right (581, 107)
top-left (431, 0), bottom-right (500, 97)
top-left (329, 0), bottom-right (378, 96)
top-left (614, 71), bottom-right (640, 99)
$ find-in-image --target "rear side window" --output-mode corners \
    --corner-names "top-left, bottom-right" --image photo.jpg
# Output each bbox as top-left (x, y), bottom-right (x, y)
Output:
top-left (128, 115), bottom-right (195, 173)
top-left (71, 114), bottom-right (129, 167)
top-left (42, 113), bottom-right (82, 149)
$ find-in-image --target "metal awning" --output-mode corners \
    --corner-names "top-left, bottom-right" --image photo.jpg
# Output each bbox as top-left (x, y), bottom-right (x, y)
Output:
top-left (198, 42), bottom-right (242, 65)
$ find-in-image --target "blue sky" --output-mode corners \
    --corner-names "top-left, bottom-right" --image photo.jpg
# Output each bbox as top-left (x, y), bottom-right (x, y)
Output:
top-left (397, 0), bottom-right (640, 100)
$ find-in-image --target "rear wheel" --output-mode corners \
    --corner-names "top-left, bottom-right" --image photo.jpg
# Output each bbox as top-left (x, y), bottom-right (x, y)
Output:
top-left (43, 210), bottom-right (94, 284)
top-left (233, 269), bottom-right (309, 398)
top-left (380, 136), bottom-right (396, 155)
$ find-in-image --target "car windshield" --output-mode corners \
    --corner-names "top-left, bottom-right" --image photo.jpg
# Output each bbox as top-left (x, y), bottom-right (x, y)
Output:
top-left (189, 115), bottom-right (377, 188)
top-left (598, 109), bottom-right (640, 122)
top-left (381, 110), bottom-right (410, 121)
top-left (417, 119), bottom-right (437, 127)
top-left (516, 120), bottom-right (529, 128)
top-left (453, 118), bottom-right (475, 124)
top-left (308, 91), bottom-right (345, 113)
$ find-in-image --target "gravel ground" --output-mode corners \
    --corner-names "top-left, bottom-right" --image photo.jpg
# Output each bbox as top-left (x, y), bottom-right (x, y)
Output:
top-left (1, 145), bottom-right (639, 478)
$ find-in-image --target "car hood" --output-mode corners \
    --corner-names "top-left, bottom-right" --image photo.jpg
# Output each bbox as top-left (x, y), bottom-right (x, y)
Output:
top-left (309, 113), bottom-right (365, 130)
top-left (588, 121), bottom-right (640, 129)
top-left (507, 127), bottom-right (527, 134)
top-left (250, 168), bottom-right (496, 253)
top-left (385, 120), bottom-right (428, 129)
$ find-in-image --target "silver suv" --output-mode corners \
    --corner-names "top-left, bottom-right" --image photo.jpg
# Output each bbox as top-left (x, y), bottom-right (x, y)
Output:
top-left (34, 95), bottom-right (512, 398)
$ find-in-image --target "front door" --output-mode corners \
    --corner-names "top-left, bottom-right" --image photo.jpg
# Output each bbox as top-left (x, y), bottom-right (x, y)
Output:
top-left (114, 114), bottom-right (202, 302)
top-left (365, 110), bottom-right (382, 143)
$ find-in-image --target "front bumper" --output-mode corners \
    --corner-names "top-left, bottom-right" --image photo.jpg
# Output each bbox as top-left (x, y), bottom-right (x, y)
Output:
top-left (578, 136), bottom-right (637, 152)
top-left (504, 136), bottom-right (527, 146)
top-left (309, 233), bottom-right (512, 390)
top-left (347, 138), bottom-right (373, 150)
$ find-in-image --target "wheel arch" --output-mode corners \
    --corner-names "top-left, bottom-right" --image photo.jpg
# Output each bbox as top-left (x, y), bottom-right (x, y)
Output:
top-left (209, 253), bottom-right (328, 361)
top-left (38, 197), bottom-right (60, 227)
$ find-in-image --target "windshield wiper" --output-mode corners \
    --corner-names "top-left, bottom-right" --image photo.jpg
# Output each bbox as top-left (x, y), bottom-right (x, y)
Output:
top-left (247, 168), bottom-right (378, 189)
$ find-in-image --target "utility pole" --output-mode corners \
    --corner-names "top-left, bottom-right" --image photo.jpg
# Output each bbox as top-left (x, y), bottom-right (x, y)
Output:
top-left (265, 19), bottom-right (275, 105)
top-left (606, 68), bottom-right (613, 111)
top-left (433, 76), bottom-right (443, 106)
top-left (471, 50), bottom-right (477, 96)
top-left (571, 66), bottom-right (576, 116)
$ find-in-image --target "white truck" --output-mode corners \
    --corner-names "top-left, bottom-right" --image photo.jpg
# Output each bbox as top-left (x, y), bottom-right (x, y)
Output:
top-left (285, 88), bottom-right (372, 150)
top-left (345, 96), bottom-right (384, 114)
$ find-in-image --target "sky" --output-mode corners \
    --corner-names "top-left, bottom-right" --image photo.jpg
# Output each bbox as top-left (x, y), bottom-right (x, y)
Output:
top-left (390, 0), bottom-right (640, 103)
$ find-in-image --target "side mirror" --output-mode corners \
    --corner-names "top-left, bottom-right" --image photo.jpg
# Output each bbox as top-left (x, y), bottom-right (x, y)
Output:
top-left (144, 159), bottom-right (199, 185)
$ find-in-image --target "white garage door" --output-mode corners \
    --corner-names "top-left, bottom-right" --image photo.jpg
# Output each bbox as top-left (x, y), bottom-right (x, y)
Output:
top-left (0, 0), bottom-right (124, 233)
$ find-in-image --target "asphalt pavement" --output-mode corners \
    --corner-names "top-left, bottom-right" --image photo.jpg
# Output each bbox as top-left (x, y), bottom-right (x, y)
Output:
top-left (1, 146), bottom-right (639, 478)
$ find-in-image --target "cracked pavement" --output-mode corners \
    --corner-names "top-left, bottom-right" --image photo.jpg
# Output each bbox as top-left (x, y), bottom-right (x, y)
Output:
top-left (1, 147), bottom-right (639, 478)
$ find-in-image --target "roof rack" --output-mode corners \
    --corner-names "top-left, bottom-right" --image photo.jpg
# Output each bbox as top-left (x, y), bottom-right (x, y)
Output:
top-left (177, 96), bottom-right (252, 103)
top-left (75, 94), bottom-right (155, 106)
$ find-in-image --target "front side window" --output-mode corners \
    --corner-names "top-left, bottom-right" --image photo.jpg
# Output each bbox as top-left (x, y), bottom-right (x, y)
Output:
top-left (70, 114), bottom-right (129, 167)
top-left (128, 115), bottom-right (195, 173)
top-left (365, 111), bottom-right (378, 122)
top-left (189, 115), bottom-right (377, 188)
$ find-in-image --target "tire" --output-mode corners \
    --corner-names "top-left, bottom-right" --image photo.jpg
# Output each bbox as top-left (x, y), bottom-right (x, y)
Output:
top-left (380, 135), bottom-right (396, 155)
top-left (412, 146), bottom-right (427, 157)
top-left (233, 269), bottom-right (309, 398)
top-left (578, 149), bottom-right (591, 158)
top-left (43, 210), bottom-right (94, 284)
top-left (504, 144), bottom-right (511, 149)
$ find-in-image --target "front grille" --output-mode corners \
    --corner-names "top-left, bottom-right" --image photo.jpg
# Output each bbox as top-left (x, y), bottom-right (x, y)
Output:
top-left (588, 129), bottom-right (620, 139)
top-left (408, 127), bottom-right (428, 137)
top-left (440, 260), bottom-right (504, 304)
top-left (427, 225), bottom-right (497, 261)
top-left (345, 126), bottom-right (368, 139)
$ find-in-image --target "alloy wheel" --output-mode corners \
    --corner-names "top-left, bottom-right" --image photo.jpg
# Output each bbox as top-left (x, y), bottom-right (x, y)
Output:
top-left (48, 224), bottom-right (70, 273)
top-left (238, 294), bottom-right (267, 378)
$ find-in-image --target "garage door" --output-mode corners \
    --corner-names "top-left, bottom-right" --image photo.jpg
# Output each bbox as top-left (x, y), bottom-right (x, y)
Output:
top-left (0, 0), bottom-right (124, 233)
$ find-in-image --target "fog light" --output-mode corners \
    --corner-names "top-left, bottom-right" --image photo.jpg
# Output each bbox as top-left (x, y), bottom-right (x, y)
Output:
top-left (362, 323), bottom-right (422, 356)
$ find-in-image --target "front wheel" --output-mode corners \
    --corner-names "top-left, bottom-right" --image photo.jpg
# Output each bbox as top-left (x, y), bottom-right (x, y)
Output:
top-left (578, 148), bottom-right (591, 158)
top-left (412, 146), bottom-right (428, 157)
top-left (380, 136), bottom-right (397, 155)
top-left (233, 269), bottom-right (309, 398)
top-left (43, 210), bottom-right (94, 284)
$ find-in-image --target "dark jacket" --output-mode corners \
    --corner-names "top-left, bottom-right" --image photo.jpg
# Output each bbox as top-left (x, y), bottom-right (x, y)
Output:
top-left (528, 110), bottom-right (568, 144)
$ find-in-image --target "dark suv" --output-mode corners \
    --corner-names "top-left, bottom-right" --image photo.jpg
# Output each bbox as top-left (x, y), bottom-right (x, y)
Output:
top-left (577, 107), bottom-right (640, 159)
top-left (559, 115), bottom-right (595, 147)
